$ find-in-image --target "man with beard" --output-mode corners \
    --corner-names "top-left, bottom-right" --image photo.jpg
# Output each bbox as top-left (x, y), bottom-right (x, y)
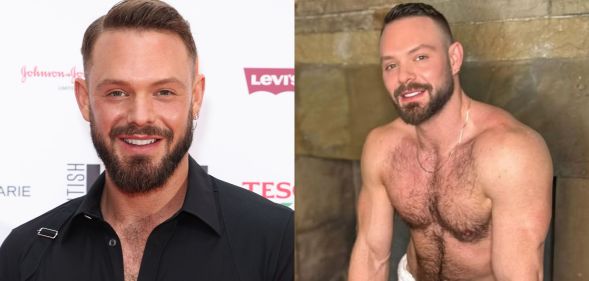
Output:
top-left (348, 3), bottom-right (552, 281)
top-left (0, 1), bottom-right (293, 281)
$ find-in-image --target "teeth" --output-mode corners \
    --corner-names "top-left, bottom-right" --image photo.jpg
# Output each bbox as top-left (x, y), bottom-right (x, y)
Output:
top-left (404, 91), bottom-right (421, 98)
top-left (124, 139), bottom-right (156, 146)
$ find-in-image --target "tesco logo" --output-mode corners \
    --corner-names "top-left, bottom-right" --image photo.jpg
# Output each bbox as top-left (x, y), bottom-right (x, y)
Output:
top-left (242, 181), bottom-right (294, 200)
top-left (244, 68), bottom-right (294, 95)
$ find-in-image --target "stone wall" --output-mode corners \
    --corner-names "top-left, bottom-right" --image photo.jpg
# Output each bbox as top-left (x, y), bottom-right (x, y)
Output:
top-left (295, 0), bottom-right (589, 280)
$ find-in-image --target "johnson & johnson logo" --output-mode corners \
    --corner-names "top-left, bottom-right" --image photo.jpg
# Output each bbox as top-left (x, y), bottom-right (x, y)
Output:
top-left (21, 65), bottom-right (84, 84)
top-left (243, 68), bottom-right (294, 95)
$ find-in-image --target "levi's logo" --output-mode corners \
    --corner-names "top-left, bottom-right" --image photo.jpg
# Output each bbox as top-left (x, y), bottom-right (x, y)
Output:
top-left (244, 68), bottom-right (294, 95)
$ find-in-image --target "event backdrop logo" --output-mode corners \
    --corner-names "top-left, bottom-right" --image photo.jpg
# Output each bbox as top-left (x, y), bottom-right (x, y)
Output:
top-left (242, 181), bottom-right (294, 208)
top-left (244, 68), bottom-right (294, 95)
top-left (20, 65), bottom-right (84, 84)
top-left (0, 185), bottom-right (31, 198)
top-left (66, 163), bottom-right (100, 200)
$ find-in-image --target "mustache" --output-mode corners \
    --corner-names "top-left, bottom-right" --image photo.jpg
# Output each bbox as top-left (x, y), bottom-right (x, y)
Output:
top-left (109, 124), bottom-right (173, 140)
top-left (394, 82), bottom-right (433, 98)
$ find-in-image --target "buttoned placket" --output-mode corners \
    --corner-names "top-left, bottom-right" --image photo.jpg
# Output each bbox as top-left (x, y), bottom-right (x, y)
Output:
top-left (81, 212), bottom-right (182, 281)
top-left (135, 213), bottom-right (180, 281)
top-left (84, 213), bottom-right (125, 281)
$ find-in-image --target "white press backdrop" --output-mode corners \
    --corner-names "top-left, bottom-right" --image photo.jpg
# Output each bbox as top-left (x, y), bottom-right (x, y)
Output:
top-left (0, 0), bottom-right (294, 243)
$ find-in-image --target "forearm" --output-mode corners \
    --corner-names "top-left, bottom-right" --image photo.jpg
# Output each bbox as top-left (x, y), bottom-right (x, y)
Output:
top-left (493, 247), bottom-right (544, 281)
top-left (348, 239), bottom-right (390, 281)
top-left (491, 212), bottom-right (548, 281)
top-left (493, 269), bottom-right (542, 281)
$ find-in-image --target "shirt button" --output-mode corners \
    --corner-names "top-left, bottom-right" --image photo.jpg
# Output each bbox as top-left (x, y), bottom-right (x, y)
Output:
top-left (108, 238), bottom-right (117, 247)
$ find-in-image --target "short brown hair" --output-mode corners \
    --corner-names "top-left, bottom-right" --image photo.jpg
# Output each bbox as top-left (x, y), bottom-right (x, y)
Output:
top-left (382, 3), bottom-right (454, 44)
top-left (81, 0), bottom-right (197, 75)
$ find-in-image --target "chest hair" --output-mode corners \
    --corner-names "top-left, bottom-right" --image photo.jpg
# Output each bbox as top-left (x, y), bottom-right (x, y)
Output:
top-left (115, 218), bottom-right (157, 281)
top-left (387, 141), bottom-right (491, 242)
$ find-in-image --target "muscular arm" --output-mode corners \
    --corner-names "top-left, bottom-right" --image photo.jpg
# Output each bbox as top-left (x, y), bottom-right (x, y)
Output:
top-left (481, 128), bottom-right (552, 281)
top-left (348, 130), bottom-right (394, 281)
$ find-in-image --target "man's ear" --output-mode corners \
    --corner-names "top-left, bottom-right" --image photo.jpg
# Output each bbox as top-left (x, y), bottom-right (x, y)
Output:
top-left (191, 73), bottom-right (205, 118)
top-left (74, 78), bottom-right (91, 122)
top-left (448, 41), bottom-right (464, 76)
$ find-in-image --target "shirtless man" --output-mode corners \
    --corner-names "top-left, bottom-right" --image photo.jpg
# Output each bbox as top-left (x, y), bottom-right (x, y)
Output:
top-left (348, 3), bottom-right (552, 281)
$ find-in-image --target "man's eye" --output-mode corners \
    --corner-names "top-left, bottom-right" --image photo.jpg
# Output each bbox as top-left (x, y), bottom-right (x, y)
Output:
top-left (416, 55), bottom-right (428, 61)
top-left (384, 63), bottom-right (397, 71)
top-left (157, 90), bottom-right (175, 96)
top-left (107, 90), bottom-right (127, 97)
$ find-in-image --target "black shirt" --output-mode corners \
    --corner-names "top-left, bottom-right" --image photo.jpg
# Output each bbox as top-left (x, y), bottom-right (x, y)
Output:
top-left (0, 156), bottom-right (293, 281)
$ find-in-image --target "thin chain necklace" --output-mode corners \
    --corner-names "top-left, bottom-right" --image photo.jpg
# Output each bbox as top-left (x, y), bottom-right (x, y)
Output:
top-left (416, 102), bottom-right (471, 174)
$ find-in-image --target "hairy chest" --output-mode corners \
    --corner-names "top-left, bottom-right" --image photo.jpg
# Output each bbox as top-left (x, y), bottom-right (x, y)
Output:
top-left (115, 221), bottom-right (155, 281)
top-left (386, 143), bottom-right (492, 242)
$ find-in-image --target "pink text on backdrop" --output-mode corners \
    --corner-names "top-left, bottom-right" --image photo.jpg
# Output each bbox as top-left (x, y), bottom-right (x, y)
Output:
top-left (242, 181), bottom-right (294, 199)
top-left (244, 68), bottom-right (294, 95)
top-left (21, 65), bottom-right (84, 84)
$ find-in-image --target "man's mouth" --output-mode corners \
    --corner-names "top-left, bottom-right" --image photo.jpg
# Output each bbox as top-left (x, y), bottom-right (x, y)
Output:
top-left (394, 82), bottom-right (433, 101)
top-left (118, 135), bottom-right (163, 147)
top-left (123, 138), bottom-right (158, 146)
top-left (402, 90), bottom-right (424, 98)
top-left (399, 89), bottom-right (426, 100)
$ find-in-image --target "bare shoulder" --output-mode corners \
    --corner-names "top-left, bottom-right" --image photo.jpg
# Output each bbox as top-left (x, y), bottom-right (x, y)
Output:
top-left (472, 104), bottom-right (550, 164)
top-left (470, 103), bottom-right (553, 193)
top-left (363, 118), bottom-right (412, 161)
top-left (361, 118), bottom-right (412, 183)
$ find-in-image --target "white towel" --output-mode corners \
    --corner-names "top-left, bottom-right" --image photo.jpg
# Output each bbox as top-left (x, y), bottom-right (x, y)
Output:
top-left (397, 254), bottom-right (416, 281)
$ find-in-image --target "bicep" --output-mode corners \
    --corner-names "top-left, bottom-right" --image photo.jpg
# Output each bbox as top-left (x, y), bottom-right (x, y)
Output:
top-left (356, 130), bottom-right (395, 256)
top-left (487, 132), bottom-right (552, 279)
top-left (349, 129), bottom-right (396, 281)
top-left (356, 183), bottom-right (394, 257)
top-left (491, 184), bottom-right (551, 278)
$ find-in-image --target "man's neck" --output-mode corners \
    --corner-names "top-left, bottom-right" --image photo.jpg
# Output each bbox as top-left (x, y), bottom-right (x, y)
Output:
top-left (100, 155), bottom-right (190, 226)
top-left (415, 90), bottom-right (471, 155)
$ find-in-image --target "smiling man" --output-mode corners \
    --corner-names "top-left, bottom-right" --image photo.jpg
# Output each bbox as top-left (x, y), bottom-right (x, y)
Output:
top-left (348, 3), bottom-right (552, 281)
top-left (0, 1), bottom-right (293, 281)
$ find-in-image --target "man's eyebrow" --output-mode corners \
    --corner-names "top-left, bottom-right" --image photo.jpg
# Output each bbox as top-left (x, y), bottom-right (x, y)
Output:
top-left (380, 44), bottom-right (437, 62)
top-left (151, 77), bottom-right (187, 88)
top-left (381, 55), bottom-right (396, 62)
top-left (408, 44), bottom-right (436, 54)
top-left (95, 77), bottom-right (187, 89)
top-left (95, 79), bottom-right (128, 89)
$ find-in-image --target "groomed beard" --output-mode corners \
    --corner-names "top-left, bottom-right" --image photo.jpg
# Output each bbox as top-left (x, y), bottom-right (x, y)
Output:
top-left (90, 110), bottom-right (193, 194)
top-left (392, 69), bottom-right (454, 125)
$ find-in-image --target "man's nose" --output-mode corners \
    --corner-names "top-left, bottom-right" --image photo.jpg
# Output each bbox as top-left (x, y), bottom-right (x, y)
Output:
top-left (127, 94), bottom-right (155, 126)
top-left (397, 64), bottom-right (416, 85)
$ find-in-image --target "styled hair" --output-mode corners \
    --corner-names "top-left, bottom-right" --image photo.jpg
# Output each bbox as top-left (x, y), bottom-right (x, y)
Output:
top-left (81, 0), bottom-right (197, 74)
top-left (382, 2), bottom-right (454, 44)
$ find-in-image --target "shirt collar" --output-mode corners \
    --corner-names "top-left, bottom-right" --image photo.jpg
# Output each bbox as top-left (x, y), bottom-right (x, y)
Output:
top-left (66, 155), bottom-right (221, 237)
top-left (181, 156), bottom-right (222, 235)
